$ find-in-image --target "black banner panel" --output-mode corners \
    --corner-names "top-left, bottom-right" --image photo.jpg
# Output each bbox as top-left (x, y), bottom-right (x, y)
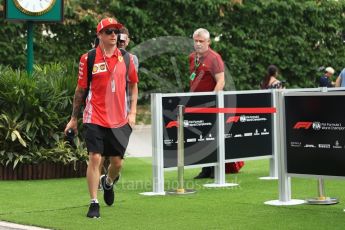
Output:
top-left (162, 95), bottom-right (217, 168)
top-left (285, 95), bottom-right (345, 176)
top-left (224, 93), bottom-right (273, 159)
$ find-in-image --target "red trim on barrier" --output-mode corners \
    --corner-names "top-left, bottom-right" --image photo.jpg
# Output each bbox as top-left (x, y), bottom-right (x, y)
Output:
top-left (184, 107), bottom-right (276, 114)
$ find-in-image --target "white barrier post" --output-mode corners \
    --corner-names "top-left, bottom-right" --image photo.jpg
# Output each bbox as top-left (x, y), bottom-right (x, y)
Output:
top-left (259, 89), bottom-right (278, 180)
top-left (140, 94), bottom-right (165, 196)
top-left (265, 90), bottom-right (305, 205)
top-left (204, 91), bottom-right (238, 188)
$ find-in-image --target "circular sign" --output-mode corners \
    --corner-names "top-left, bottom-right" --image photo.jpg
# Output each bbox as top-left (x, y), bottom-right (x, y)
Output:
top-left (13, 0), bottom-right (56, 16)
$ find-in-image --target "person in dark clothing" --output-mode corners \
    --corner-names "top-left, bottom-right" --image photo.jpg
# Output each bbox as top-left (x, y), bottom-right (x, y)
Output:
top-left (319, 67), bottom-right (335, 87)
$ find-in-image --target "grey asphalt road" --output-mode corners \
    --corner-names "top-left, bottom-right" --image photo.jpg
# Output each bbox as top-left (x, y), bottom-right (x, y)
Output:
top-left (126, 124), bottom-right (152, 158)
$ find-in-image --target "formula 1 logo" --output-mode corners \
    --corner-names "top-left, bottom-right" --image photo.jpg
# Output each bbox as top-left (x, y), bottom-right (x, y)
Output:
top-left (226, 116), bottom-right (240, 123)
top-left (293, 122), bottom-right (312, 129)
top-left (166, 121), bottom-right (178, 128)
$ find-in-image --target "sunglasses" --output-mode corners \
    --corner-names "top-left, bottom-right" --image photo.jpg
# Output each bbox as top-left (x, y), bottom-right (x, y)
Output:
top-left (104, 29), bottom-right (120, 35)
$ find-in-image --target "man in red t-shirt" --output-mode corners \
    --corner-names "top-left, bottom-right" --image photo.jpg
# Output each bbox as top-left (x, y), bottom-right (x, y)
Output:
top-left (65, 18), bottom-right (138, 218)
top-left (189, 28), bottom-right (225, 179)
top-left (189, 29), bottom-right (225, 92)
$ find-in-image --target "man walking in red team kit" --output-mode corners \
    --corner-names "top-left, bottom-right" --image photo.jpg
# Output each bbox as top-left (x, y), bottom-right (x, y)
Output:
top-left (65, 17), bottom-right (138, 218)
top-left (189, 28), bottom-right (243, 178)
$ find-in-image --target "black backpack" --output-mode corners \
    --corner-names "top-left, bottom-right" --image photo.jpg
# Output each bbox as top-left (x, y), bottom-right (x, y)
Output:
top-left (84, 48), bottom-right (130, 103)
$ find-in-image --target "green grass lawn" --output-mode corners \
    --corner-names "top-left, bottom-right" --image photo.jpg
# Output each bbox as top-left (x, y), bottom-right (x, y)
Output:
top-left (1, 158), bottom-right (345, 230)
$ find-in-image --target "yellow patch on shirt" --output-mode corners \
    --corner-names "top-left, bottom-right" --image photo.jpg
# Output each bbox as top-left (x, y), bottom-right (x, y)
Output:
top-left (92, 65), bottom-right (98, 73)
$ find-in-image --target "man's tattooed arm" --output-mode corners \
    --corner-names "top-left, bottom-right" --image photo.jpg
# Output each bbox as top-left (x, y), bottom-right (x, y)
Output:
top-left (72, 86), bottom-right (86, 118)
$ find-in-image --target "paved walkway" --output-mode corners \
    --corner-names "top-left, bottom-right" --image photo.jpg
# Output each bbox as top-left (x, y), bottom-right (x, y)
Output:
top-left (0, 221), bottom-right (50, 230)
top-left (126, 124), bottom-right (152, 157)
top-left (0, 125), bottom-right (153, 230)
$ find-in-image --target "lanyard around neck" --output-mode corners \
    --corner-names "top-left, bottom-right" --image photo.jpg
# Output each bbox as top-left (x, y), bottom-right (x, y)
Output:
top-left (101, 49), bottom-right (117, 75)
top-left (190, 55), bottom-right (201, 81)
top-left (194, 56), bottom-right (201, 71)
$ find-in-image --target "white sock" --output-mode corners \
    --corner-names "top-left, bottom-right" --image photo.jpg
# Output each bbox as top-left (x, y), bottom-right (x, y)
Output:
top-left (106, 176), bottom-right (113, 187)
top-left (91, 199), bottom-right (99, 204)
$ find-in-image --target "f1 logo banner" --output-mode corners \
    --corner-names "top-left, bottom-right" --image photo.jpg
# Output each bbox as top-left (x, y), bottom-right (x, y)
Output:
top-left (162, 95), bottom-right (217, 168)
top-left (285, 94), bottom-right (345, 177)
top-left (224, 92), bottom-right (273, 160)
top-left (293, 122), bottom-right (313, 129)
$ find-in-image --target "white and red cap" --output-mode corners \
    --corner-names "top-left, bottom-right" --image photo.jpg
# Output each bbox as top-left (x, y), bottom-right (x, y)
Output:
top-left (96, 18), bottom-right (123, 33)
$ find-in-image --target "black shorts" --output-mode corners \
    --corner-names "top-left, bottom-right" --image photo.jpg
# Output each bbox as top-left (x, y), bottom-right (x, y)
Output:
top-left (84, 123), bottom-right (132, 158)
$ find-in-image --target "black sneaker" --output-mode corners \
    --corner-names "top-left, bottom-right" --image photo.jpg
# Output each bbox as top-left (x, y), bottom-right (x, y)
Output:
top-left (209, 170), bottom-right (215, 179)
top-left (114, 174), bottom-right (120, 185)
top-left (100, 175), bottom-right (114, 206)
top-left (86, 203), bottom-right (100, 218)
top-left (194, 167), bottom-right (213, 179)
top-left (194, 171), bottom-right (211, 179)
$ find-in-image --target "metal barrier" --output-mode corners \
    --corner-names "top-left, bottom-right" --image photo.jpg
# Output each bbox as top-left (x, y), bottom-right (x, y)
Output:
top-left (141, 90), bottom-right (277, 195)
top-left (265, 88), bottom-right (343, 206)
top-left (141, 87), bottom-right (344, 203)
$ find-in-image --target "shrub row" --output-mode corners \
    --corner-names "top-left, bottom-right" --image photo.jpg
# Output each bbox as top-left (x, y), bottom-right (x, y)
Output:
top-left (0, 64), bottom-right (87, 168)
top-left (1, 0), bottom-right (345, 93)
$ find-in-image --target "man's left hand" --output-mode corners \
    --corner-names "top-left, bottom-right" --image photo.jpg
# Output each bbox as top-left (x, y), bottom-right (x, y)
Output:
top-left (127, 112), bottom-right (136, 128)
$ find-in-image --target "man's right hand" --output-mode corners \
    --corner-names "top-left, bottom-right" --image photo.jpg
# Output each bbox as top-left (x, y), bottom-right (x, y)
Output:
top-left (64, 86), bottom-right (86, 136)
top-left (64, 117), bottom-right (78, 136)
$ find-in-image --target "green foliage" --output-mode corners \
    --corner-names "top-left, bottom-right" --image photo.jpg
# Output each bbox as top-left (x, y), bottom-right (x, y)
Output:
top-left (221, 0), bottom-right (345, 89)
top-left (1, 0), bottom-right (345, 167)
top-left (0, 64), bottom-right (87, 167)
top-left (1, 0), bottom-right (345, 95)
